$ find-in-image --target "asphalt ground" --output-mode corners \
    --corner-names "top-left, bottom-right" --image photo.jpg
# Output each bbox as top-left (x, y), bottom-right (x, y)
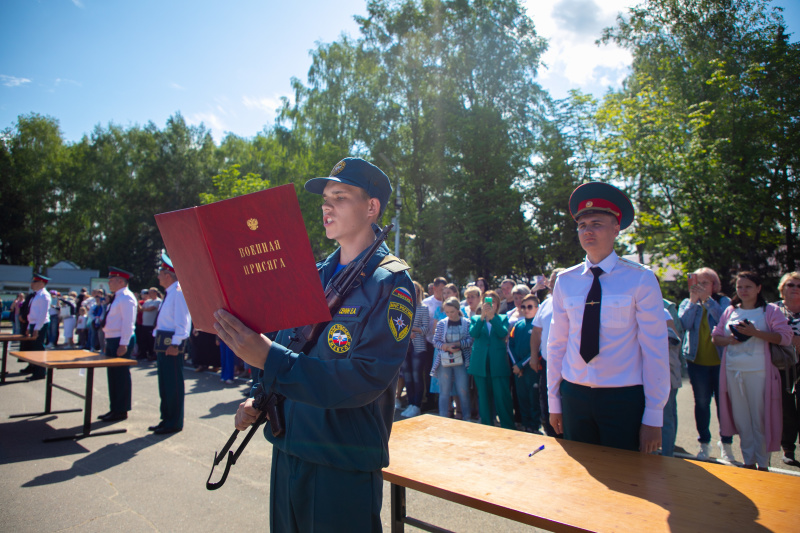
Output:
top-left (0, 332), bottom-right (797, 532)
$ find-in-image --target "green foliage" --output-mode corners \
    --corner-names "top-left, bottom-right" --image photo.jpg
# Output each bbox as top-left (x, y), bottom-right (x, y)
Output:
top-left (597, 0), bottom-right (799, 292)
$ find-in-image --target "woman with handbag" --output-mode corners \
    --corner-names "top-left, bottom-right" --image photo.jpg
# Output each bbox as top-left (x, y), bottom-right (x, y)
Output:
top-left (774, 271), bottom-right (800, 465)
top-left (712, 271), bottom-right (793, 470)
top-left (431, 297), bottom-right (472, 421)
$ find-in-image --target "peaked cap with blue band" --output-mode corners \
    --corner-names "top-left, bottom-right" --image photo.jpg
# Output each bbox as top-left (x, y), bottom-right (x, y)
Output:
top-left (569, 182), bottom-right (635, 230)
top-left (160, 252), bottom-right (175, 272)
top-left (304, 158), bottom-right (392, 215)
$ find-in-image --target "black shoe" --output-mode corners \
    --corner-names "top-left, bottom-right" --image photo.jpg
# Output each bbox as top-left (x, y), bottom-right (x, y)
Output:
top-left (20, 365), bottom-right (34, 375)
top-left (103, 411), bottom-right (128, 421)
top-left (153, 426), bottom-right (182, 435)
top-left (148, 423), bottom-right (164, 432)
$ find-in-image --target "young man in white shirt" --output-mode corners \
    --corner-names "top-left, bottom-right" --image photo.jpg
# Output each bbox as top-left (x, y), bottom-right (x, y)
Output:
top-left (547, 182), bottom-right (669, 453)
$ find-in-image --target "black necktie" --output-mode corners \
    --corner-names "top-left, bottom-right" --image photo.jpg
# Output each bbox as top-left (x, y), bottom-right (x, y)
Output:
top-left (580, 266), bottom-right (603, 363)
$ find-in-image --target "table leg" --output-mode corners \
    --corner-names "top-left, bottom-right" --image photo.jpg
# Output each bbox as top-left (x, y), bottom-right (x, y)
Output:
top-left (391, 483), bottom-right (456, 533)
top-left (43, 367), bottom-right (127, 442)
top-left (1, 340), bottom-right (7, 384)
top-left (391, 483), bottom-right (406, 533)
top-left (44, 367), bottom-right (53, 413)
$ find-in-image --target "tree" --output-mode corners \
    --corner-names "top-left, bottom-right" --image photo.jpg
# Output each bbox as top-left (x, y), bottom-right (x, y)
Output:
top-left (0, 113), bottom-right (66, 270)
top-left (598, 0), bottom-right (798, 289)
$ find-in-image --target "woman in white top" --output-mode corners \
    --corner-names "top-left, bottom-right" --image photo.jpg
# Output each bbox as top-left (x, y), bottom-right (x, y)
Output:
top-left (712, 271), bottom-right (793, 470)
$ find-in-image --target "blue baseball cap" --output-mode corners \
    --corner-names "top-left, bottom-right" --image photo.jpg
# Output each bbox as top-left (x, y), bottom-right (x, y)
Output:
top-left (304, 158), bottom-right (392, 215)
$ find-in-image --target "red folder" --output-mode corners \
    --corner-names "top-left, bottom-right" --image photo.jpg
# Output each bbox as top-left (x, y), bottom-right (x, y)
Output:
top-left (155, 184), bottom-right (331, 334)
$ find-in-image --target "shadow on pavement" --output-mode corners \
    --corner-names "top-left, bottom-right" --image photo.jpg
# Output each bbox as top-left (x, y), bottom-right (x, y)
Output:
top-left (21, 433), bottom-right (170, 487)
top-left (0, 416), bottom-right (86, 465)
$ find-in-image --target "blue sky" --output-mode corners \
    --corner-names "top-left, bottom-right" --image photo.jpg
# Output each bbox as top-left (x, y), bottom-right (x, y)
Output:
top-left (1, 0), bottom-right (797, 143)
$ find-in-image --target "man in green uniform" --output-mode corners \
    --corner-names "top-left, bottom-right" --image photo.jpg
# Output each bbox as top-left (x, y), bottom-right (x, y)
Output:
top-left (214, 157), bottom-right (414, 532)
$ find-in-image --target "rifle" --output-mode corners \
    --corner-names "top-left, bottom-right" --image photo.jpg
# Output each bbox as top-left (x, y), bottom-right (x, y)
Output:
top-left (206, 223), bottom-right (394, 490)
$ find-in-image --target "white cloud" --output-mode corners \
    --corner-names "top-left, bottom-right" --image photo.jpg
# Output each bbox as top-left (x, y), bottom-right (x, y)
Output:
top-left (1, 75), bottom-right (32, 87)
top-left (55, 78), bottom-right (82, 87)
top-left (71, 0), bottom-right (85, 8)
top-left (169, 82), bottom-right (186, 91)
top-left (523, 0), bottom-right (634, 98)
top-left (187, 111), bottom-right (229, 141)
top-left (242, 95), bottom-right (282, 114)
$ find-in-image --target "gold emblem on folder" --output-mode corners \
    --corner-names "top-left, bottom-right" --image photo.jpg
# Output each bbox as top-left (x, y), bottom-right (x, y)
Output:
top-left (247, 218), bottom-right (259, 231)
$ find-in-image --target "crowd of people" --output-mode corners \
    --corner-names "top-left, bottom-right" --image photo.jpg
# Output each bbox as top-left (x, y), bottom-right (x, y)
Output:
top-left (393, 267), bottom-right (800, 468)
top-left (5, 156), bottom-right (799, 531)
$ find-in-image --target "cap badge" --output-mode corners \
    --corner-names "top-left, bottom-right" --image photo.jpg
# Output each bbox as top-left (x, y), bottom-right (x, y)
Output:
top-left (331, 160), bottom-right (346, 176)
top-left (586, 201), bottom-right (593, 207)
top-left (247, 218), bottom-right (259, 231)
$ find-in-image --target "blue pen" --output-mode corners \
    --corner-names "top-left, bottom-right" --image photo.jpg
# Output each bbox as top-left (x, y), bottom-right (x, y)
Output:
top-left (528, 445), bottom-right (545, 457)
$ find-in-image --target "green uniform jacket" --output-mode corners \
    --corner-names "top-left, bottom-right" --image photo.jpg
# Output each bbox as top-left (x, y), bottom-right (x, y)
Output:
top-left (260, 242), bottom-right (414, 472)
top-left (468, 314), bottom-right (510, 378)
top-left (509, 317), bottom-right (534, 368)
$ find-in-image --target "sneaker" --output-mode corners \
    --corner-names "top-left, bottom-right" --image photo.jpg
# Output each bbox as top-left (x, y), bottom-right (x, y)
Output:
top-left (696, 442), bottom-right (711, 461)
top-left (402, 405), bottom-right (421, 418)
top-left (718, 441), bottom-right (736, 465)
top-left (394, 398), bottom-right (403, 410)
top-left (223, 379), bottom-right (234, 385)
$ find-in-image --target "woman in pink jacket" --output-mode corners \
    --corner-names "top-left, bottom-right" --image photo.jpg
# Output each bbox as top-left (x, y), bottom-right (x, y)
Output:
top-left (712, 271), bottom-right (793, 470)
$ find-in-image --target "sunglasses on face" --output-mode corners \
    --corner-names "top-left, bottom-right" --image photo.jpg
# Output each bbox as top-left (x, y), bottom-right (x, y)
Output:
top-left (521, 304), bottom-right (536, 310)
top-left (786, 283), bottom-right (800, 289)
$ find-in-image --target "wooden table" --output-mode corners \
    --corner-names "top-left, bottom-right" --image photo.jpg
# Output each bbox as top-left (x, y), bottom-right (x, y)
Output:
top-left (0, 333), bottom-right (30, 384)
top-left (384, 415), bottom-right (800, 533)
top-left (9, 349), bottom-right (137, 442)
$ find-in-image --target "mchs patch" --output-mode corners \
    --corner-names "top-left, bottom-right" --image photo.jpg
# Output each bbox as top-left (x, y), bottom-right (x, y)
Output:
top-left (387, 301), bottom-right (412, 342)
top-left (327, 324), bottom-right (352, 354)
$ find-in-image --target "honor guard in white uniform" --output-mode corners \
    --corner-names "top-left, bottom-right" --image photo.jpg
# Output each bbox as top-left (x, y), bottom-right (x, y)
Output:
top-left (20, 273), bottom-right (52, 380)
top-left (149, 254), bottom-right (191, 434)
top-left (547, 182), bottom-right (669, 453)
top-left (98, 267), bottom-right (138, 421)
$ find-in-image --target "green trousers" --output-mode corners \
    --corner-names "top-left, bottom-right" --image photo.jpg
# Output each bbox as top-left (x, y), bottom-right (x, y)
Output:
top-left (474, 375), bottom-right (515, 430)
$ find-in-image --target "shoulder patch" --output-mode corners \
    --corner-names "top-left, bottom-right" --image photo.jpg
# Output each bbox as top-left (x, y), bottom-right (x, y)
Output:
top-left (387, 284), bottom-right (413, 342)
top-left (619, 257), bottom-right (650, 271)
top-left (392, 287), bottom-right (413, 305)
top-left (378, 254), bottom-right (410, 274)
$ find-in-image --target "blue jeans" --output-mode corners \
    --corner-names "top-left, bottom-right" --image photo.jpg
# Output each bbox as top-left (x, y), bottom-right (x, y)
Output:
top-left (662, 387), bottom-right (679, 457)
top-left (687, 362), bottom-right (732, 444)
top-left (437, 363), bottom-right (471, 421)
top-left (401, 347), bottom-right (426, 407)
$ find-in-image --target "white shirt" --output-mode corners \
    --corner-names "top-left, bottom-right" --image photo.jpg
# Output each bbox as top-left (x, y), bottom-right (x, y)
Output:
top-left (532, 295), bottom-right (554, 361)
top-left (547, 251), bottom-right (669, 427)
top-left (103, 287), bottom-right (137, 346)
top-left (28, 288), bottom-right (51, 331)
top-left (422, 295), bottom-right (442, 344)
top-left (154, 281), bottom-right (191, 343)
top-left (724, 307), bottom-right (767, 372)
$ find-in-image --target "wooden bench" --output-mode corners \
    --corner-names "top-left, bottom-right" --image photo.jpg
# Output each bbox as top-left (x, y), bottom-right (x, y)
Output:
top-left (384, 415), bottom-right (800, 532)
top-left (9, 349), bottom-right (136, 442)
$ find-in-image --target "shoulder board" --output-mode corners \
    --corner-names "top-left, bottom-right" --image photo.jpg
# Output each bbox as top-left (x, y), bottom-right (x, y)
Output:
top-left (378, 254), bottom-right (410, 274)
top-left (618, 257), bottom-right (650, 271)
